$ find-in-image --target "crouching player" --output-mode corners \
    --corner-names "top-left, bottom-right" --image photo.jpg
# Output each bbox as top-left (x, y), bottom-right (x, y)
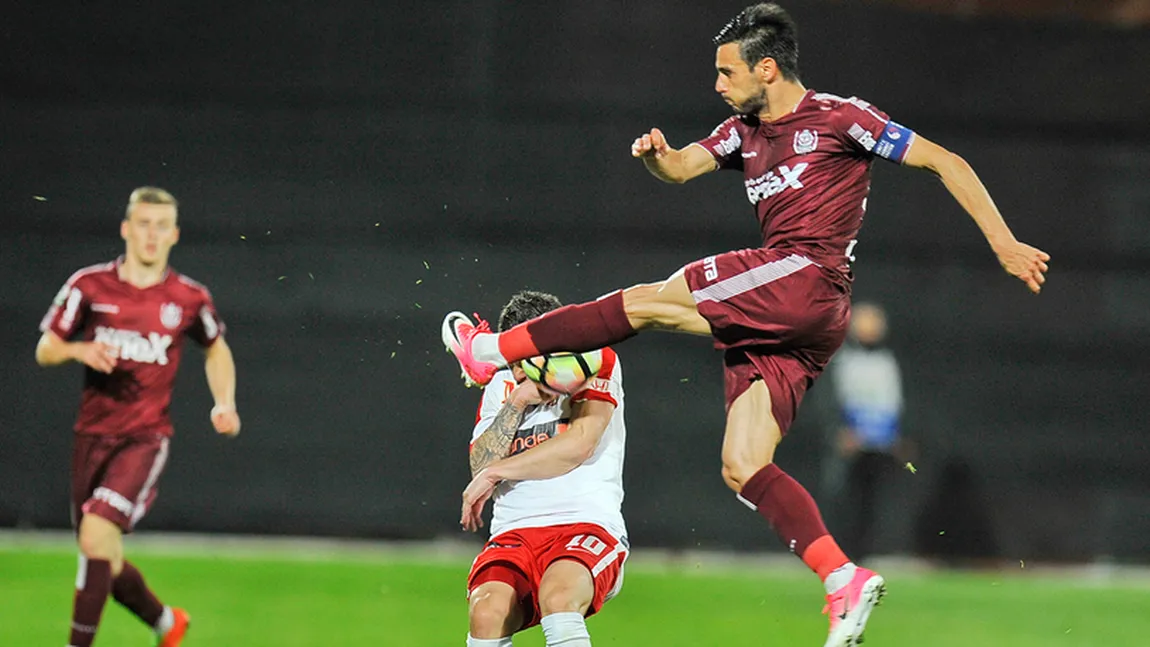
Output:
top-left (459, 290), bottom-right (628, 647)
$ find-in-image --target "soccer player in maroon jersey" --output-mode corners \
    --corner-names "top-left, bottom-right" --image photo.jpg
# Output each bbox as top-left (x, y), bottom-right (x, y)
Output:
top-left (442, 4), bottom-right (1049, 646)
top-left (35, 187), bottom-right (241, 647)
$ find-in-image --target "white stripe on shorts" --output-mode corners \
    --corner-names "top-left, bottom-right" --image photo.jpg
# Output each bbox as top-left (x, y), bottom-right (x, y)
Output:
top-left (691, 254), bottom-right (814, 304)
top-left (129, 437), bottom-right (169, 527)
top-left (590, 541), bottom-right (627, 577)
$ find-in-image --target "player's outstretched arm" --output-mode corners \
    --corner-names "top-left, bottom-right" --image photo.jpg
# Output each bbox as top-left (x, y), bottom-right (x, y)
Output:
top-left (903, 135), bottom-right (1050, 294)
top-left (461, 399), bottom-right (614, 531)
top-left (631, 127), bottom-right (718, 184)
top-left (35, 331), bottom-right (116, 373)
top-left (204, 337), bottom-right (241, 436)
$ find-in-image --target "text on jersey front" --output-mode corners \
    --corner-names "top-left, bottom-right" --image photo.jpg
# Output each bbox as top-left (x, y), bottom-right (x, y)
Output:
top-left (745, 163), bottom-right (808, 204)
top-left (94, 327), bottom-right (173, 365)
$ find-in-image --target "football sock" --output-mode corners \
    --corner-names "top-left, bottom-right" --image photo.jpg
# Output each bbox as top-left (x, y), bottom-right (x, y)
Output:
top-left (68, 556), bottom-right (112, 647)
top-left (111, 560), bottom-right (165, 628)
top-left (496, 290), bottom-right (635, 364)
top-left (541, 611), bottom-right (592, 646)
top-left (738, 464), bottom-right (850, 581)
top-left (466, 636), bottom-right (513, 647)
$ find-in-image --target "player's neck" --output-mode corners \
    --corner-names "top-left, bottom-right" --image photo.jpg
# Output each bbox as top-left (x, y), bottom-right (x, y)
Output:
top-left (759, 81), bottom-right (808, 122)
top-left (119, 256), bottom-right (168, 289)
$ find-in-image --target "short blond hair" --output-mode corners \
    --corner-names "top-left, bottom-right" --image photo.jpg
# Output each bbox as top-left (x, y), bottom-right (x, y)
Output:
top-left (125, 186), bottom-right (178, 220)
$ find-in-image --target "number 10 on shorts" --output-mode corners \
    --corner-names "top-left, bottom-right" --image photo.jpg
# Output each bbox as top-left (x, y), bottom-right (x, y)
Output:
top-left (566, 534), bottom-right (608, 556)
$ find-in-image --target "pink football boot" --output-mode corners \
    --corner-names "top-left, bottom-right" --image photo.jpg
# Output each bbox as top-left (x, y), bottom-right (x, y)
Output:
top-left (442, 311), bottom-right (499, 388)
top-left (823, 567), bottom-right (886, 647)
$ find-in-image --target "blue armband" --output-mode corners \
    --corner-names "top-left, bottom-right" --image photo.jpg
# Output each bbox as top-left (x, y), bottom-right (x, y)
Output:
top-left (873, 121), bottom-right (915, 163)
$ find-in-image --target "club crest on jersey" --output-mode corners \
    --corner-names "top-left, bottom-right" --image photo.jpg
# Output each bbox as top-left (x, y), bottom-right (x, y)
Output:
top-left (793, 129), bottom-right (818, 155)
top-left (160, 302), bottom-right (182, 329)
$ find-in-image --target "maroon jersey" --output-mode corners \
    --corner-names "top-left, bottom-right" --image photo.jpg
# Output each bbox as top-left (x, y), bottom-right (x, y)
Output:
top-left (40, 258), bottom-right (225, 437)
top-left (694, 90), bottom-right (915, 277)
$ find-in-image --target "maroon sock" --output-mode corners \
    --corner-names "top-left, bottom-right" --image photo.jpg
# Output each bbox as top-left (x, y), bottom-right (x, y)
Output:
top-left (69, 557), bottom-right (112, 647)
top-left (739, 464), bottom-right (835, 558)
top-left (498, 290), bottom-right (636, 362)
top-left (112, 560), bottom-right (165, 627)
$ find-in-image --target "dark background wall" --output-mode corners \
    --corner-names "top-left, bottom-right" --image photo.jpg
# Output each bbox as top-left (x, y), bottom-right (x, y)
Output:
top-left (2, 1), bottom-right (1147, 561)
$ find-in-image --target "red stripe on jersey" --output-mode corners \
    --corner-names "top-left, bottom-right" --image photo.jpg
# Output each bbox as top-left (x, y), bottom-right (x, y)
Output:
top-left (572, 348), bottom-right (618, 406)
top-left (597, 347), bottom-right (617, 379)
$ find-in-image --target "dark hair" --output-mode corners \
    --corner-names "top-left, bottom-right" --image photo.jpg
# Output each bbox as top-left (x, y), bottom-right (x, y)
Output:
top-left (713, 3), bottom-right (800, 81)
top-left (498, 290), bottom-right (563, 332)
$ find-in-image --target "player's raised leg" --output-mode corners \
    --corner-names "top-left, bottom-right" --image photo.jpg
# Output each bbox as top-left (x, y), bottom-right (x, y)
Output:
top-left (467, 577), bottom-right (523, 647)
top-left (443, 268), bottom-right (709, 386)
top-left (722, 379), bottom-right (884, 647)
top-left (538, 560), bottom-right (596, 647)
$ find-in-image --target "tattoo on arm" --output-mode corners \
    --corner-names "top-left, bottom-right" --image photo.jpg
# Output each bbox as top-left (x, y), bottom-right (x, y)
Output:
top-left (470, 401), bottom-right (526, 476)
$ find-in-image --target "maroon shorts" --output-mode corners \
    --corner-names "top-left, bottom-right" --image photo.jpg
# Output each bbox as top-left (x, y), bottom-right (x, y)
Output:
top-left (467, 523), bottom-right (627, 630)
top-left (683, 248), bottom-right (851, 433)
top-left (71, 432), bottom-right (170, 532)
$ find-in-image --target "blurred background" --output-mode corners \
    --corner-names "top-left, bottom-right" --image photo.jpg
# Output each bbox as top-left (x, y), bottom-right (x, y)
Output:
top-left (2, 0), bottom-right (1148, 568)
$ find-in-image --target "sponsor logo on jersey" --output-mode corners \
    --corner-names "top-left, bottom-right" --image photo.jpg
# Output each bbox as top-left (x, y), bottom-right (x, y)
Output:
top-left (848, 123), bottom-right (876, 151)
top-left (741, 151), bottom-right (758, 159)
top-left (160, 302), bottom-right (182, 329)
top-left (744, 162), bottom-right (809, 204)
top-left (713, 126), bottom-right (741, 157)
top-left (91, 303), bottom-right (120, 314)
top-left (702, 255), bottom-right (719, 281)
top-left (509, 420), bottom-right (569, 455)
top-left (94, 326), bottom-right (174, 365)
top-left (792, 129), bottom-right (818, 155)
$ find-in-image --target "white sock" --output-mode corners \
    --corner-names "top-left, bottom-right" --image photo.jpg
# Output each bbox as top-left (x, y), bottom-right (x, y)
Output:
top-left (824, 562), bottom-right (858, 594)
top-left (466, 635), bottom-right (512, 647)
top-left (471, 332), bottom-right (507, 366)
top-left (153, 606), bottom-right (175, 635)
top-left (541, 611), bottom-right (591, 646)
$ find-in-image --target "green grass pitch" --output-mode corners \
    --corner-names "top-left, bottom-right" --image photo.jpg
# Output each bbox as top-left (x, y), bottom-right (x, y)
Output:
top-left (2, 544), bottom-right (1147, 646)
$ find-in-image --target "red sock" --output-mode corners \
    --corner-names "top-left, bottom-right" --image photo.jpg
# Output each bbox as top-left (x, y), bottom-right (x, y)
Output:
top-left (498, 290), bottom-right (636, 362)
top-left (69, 557), bottom-right (112, 647)
top-left (112, 560), bottom-right (165, 627)
top-left (739, 464), bottom-right (850, 581)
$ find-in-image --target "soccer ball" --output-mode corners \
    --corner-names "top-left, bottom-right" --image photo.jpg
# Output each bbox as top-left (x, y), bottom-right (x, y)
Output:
top-left (520, 350), bottom-right (603, 395)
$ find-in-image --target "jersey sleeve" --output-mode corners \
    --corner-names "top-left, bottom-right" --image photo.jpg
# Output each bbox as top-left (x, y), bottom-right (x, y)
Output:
top-left (692, 117), bottom-right (745, 171)
top-left (471, 371), bottom-right (517, 445)
top-left (828, 95), bottom-right (916, 164)
top-left (186, 288), bottom-right (226, 347)
top-left (39, 274), bottom-right (90, 340)
top-left (571, 348), bottom-right (622, 407)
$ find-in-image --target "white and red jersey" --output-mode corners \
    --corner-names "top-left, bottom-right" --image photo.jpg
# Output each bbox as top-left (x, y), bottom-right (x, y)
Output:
top-left (40, 257), bottom-right (225, 436)
top-left (470, 348), bottom-right (627, 541)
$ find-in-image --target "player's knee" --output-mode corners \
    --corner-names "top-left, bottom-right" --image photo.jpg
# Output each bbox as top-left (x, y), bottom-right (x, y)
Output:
top-left (468, 587), bottom-right (519, 638)
top-left (620, 283), bottom-right (661, 329)
top-left (721, 458), bottom-right (771, 493)
top-left (622, 283), bottom-right (690, 331)
top-left (538, 584), bottom-right (589, 616)
top-left (721, 465), bottom-right (743, 492)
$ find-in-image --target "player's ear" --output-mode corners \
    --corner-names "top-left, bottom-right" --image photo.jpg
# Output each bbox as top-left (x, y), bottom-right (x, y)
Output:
top-left (120, 219), bottom-right (129, 242)
top-left (758, 57), bottom-right (778, 82)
